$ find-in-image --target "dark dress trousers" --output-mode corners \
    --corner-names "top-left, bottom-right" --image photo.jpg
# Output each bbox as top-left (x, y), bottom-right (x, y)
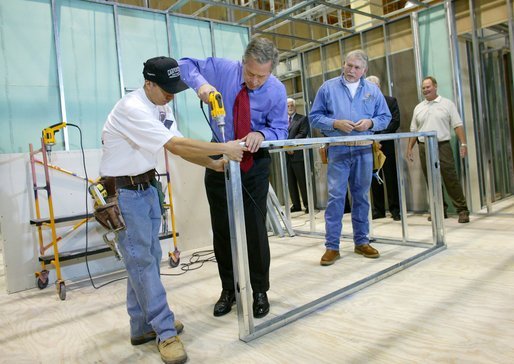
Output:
top-left (371, 95), bottom-right (401, 218)
top-left (286, 113), bottom-right (310, 211)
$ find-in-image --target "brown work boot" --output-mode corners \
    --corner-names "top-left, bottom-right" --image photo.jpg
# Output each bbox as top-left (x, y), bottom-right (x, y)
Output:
top-left (354, 244), bottom-right (380, 259)
top-left (158, 336), bottom-right (187, 364)
top-left (320, 249), bottom-right (340, 266)
top-left (458, 211), bottom-right (470, 223)
top-left (131, 320), bottom-right (184, 345)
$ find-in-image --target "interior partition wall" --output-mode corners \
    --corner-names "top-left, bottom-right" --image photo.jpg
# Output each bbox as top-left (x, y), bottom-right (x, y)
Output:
top-left (362, 26), bottom-right (388, 92)
top-left (0, 0), bottom-right (62, 154)
top-left (0, 0), bottom-right (249, 293)
top-left (0, 0), bottom-right (249, 154)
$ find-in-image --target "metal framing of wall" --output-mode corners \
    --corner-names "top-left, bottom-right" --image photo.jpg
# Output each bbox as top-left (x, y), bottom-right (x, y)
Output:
top-left (226, 131), bottom-right (446, 342)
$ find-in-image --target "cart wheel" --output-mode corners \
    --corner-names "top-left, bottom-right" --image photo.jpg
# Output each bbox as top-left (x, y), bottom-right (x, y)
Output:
top-left (57, 281), bottom-right (66, 301)
top-left (168, 254), bottom-right (180, 268)
top-left (37, 277), bottom-right (49, 289)
top-left (36, 269), bottom-right (49, 289)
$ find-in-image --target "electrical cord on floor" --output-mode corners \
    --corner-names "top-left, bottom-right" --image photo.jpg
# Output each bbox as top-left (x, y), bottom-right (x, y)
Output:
top-left (160, 249), bottom-right (217, 276)
top-left (200, 101), bottom-right (267, 222)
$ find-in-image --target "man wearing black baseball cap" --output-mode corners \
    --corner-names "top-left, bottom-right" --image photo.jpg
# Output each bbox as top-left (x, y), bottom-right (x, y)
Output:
top-left (99, 56), bottom-right (246, 364)
top-left (143, 56), bottom-right (189, 94)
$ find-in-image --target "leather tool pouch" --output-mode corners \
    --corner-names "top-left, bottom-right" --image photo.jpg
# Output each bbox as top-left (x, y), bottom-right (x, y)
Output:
top-left (372, 141), bottom-right (386, 172)
top-left (92, 178), bottom-right (126, 232)
top-left (94, 198), bottom-right (126, 232)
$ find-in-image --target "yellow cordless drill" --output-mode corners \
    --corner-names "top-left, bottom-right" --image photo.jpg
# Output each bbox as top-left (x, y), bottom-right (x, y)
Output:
top-left (42, 122), bottom-right (67, 152)
top-left (208, 91), bottom-right (226, 142)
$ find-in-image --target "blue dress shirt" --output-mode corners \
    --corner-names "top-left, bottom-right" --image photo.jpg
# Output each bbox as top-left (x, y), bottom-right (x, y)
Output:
top-left (179, 57), bottom-right (288, 142)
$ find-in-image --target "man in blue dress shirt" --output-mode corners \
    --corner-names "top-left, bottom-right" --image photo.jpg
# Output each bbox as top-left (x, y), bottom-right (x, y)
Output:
top-left (179, 38), bottom-right (288, 318)
top-left (310, 49), bottom-right (391, 266)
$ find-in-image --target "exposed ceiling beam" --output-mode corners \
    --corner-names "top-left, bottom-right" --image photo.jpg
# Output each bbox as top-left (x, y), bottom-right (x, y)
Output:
top-left (254, 29), bottom-right (324, 44)
top-left (253, 0), bottom-right (317, 28)
top-left (167, 0), bottom-right (190, 12)
top-left (188, 0), bottom-right (271, 15)
top-left (316, 0), bottom-right (387, 22)
top-left (238, 13), bottom-right (258, 24)
top-left (282, 14), bottom-right (354, 34)
top-left (192, 4), bottom-right (212, 16)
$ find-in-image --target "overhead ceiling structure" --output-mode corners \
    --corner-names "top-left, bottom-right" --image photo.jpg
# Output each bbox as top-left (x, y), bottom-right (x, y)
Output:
top-left (114, 0), bottom-right (440, 59)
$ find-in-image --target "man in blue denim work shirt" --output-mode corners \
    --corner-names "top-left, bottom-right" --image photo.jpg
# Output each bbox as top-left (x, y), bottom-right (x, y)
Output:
top-left (309, 49), bottom-right (391, 266)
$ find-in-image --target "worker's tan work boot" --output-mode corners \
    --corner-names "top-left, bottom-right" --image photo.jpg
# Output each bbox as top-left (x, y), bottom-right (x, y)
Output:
top-left (320, 249), bottom-right (340, 266)
top-left (158, 336), bottom-right (187, 364)
top-left (131, 320), bottom-right (184, 345)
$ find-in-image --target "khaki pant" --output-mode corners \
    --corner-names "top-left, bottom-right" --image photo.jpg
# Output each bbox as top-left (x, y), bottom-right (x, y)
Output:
top-left (419, 141), bottom-right (469, 214)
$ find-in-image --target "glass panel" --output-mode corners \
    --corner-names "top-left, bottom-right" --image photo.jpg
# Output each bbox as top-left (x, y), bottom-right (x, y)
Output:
top-left (419, 4), bottom-right (453, 100)
top-left (57, 0), bottom-right (120, 150)
top-left (0, 0), bottom-right (61, 154)
top-left (419, 4), bottom-right (459, 212)
top-left (213, 23), bottom-right (248, 60)
top-left (118, 8), bottom-right (168, 91)
top-left (169, 16), bottom-right (213, 141)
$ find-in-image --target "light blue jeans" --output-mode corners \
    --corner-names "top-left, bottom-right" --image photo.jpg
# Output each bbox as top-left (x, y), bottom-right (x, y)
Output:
top-left (117, 186), bottom-right (176, 341)
top-left (325, 145), bottom-right (373, 250)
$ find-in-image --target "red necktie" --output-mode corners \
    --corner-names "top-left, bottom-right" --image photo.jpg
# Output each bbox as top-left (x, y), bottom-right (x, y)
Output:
top-left (233, 85), bottom-right (253, 172)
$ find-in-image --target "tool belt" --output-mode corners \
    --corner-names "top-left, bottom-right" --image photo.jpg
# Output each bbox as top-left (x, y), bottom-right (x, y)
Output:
top-left (114, 170), bottom-right (155, 190)
top-left (101, 170), bottom-right (156, 195)
top-left (329, 140), bottom-right (373, 147)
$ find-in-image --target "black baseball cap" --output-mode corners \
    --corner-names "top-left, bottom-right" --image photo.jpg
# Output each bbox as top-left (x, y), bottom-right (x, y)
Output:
top-left (143, 56), bottom-right (189, 94)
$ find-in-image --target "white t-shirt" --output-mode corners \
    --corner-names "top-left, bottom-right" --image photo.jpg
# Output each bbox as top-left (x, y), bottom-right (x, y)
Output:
top-left (410, 95), bottom-right (463, 142)
top-left (99, 88), bottom-right (183, 177)
top-left (342, 76), bottom-right (360, 98)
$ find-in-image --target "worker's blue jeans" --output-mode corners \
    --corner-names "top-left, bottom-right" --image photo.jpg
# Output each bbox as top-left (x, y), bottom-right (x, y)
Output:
top-left (117, 186), bottom-right (176, 341)
top-left (324, 145), bottom-right (373, 250)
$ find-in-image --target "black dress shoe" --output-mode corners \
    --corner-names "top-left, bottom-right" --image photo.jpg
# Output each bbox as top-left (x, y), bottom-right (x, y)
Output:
top-left (252, 292), bottom-right (270, 318)
top-left (372, 212), bottom-right (385, 220)
top-left (213, 290), bottom-right (235, 317)
top-left (392, 214), bottom-right (401, 221)
top-left (290, 207), bottom-right (301, 212)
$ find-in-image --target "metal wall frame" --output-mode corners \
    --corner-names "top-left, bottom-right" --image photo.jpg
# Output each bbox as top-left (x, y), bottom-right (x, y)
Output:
top-left (469, 0), bottom-right (493, 212)
top-left (225, 131), bottom-right (446, 342)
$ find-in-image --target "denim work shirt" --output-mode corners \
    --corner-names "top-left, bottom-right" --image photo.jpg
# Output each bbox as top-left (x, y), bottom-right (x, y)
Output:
top-left (179, 57), bottom-right (288, 142)
top-left (309, 76), bottom-right (391, 137)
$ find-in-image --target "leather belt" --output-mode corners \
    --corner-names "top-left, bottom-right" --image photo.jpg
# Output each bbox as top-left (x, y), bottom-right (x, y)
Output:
top-left (120, 182), bottom-right (152, 191)
top-left (114, 170), bottom-right (155, 189)
top-left (330, 140), bottom-right (373, 146)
